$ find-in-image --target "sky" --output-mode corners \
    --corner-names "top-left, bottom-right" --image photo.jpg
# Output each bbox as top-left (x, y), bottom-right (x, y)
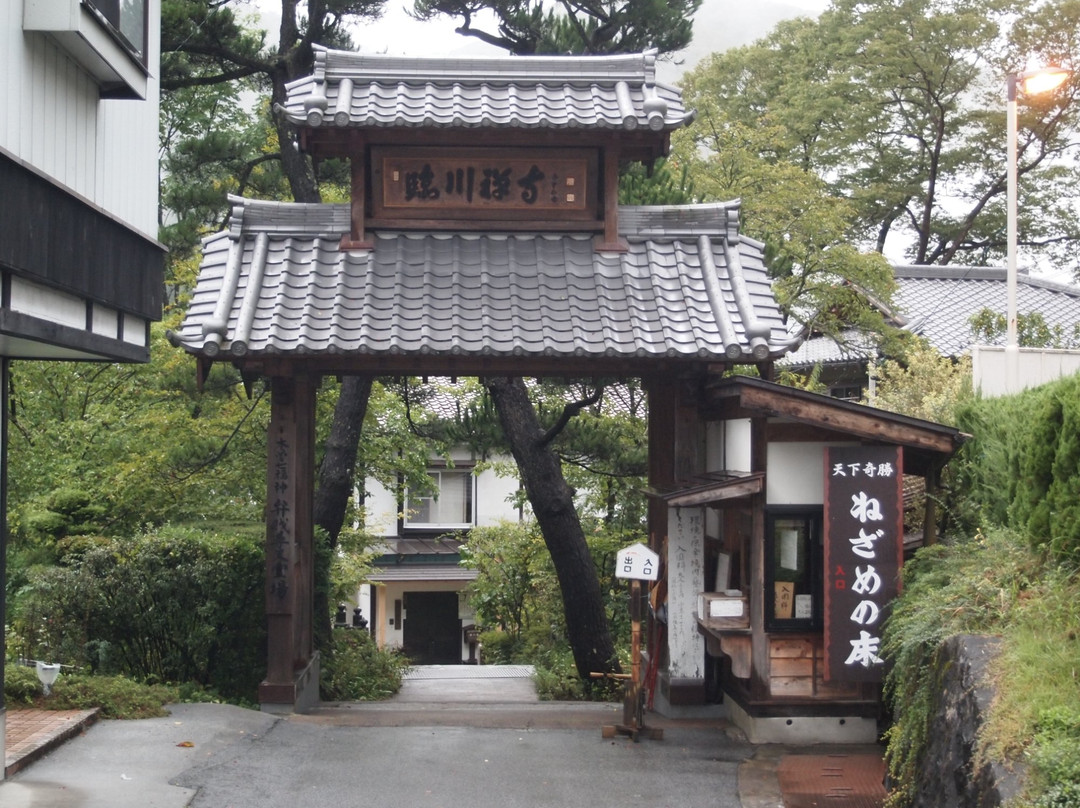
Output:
top-left (245, 0), bottom-right (831, 80)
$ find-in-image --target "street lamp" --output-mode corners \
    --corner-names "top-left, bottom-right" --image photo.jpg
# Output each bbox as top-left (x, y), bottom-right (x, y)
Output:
top-left (1005, 66), bottom-right (1070, 393)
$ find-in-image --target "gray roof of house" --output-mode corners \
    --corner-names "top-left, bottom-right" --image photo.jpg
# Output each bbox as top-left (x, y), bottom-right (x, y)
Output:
top-left (282, 46), bottom-right (691, 132)
top-left (783, 265), bottom-right (1080, 366)
top-left (168, 196), bottom-right (798, 367)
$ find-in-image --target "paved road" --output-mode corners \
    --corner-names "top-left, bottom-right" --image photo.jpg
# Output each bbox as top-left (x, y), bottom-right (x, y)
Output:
top-left (0, 667), bottom-right (757, 808)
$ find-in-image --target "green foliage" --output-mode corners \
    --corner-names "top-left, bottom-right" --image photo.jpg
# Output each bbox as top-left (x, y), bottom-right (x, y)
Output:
top-left (4, 664), bottom-right (178, 719)
top-left (881, 529), bottom-right (1041, 807)
top-left (320, 629), bottom-right (408, 701)
top-left (7, 329), bottom-right (270, 544)
top-left (674, 0), bottom-right (1080, 273)
top-left (619, 158), bottom-right (695, 205)
top-left (969, 308), bottom-right (1080, 350)
top-left (954, 373), bottom-right (1080, 565)
top-left (411, 0), bottom-right (701, 56)
top-left (1028, 707), bottom-right (1080, 808)
top-left (9, 526), bottom-right (266, 702)
top-left (866, 339), bottom-right (973, 425)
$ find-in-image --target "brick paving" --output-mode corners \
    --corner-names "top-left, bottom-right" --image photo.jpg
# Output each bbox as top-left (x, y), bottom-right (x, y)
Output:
top-left (4, 708), bottom-right (98, 777)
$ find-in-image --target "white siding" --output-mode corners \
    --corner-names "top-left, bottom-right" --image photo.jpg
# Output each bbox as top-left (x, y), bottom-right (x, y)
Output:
top-left (1, 0), bottom-right (160, 238)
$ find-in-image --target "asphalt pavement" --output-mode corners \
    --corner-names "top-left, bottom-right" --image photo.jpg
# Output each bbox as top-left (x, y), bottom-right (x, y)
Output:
top-left (0, 666), bottom-right (762, 808)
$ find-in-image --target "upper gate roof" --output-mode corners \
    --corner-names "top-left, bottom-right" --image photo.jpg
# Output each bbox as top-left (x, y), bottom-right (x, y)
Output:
top-left (282, 46), bottom-right (692, 133)
top-left (167, 196), bottom-right (799, 376)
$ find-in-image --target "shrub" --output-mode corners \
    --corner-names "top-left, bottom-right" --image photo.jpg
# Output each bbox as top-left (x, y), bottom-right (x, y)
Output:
top-left (9, 525), bottom-right (266, 701)
top-left (3, 663), bottom-right (176, 719)
top-left (320, 629), bottom-right (408, 702)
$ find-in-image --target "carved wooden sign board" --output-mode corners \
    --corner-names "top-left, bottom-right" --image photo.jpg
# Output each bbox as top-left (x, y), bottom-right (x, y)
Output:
top-left (371, 146), bottom-right (599, 225)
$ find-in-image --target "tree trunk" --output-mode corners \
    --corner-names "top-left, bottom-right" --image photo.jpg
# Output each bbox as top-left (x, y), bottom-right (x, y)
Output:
top-left (486, 376), bottom-right (619, 684)
top-left (312, 375), bottom-right (373, 651)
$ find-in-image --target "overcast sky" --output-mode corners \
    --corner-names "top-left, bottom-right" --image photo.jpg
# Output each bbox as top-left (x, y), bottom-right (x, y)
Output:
top-left (244, 0), bottom-right (830, 80)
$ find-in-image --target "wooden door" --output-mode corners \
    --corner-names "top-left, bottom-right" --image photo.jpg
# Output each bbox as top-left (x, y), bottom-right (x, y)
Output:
top-left (403, 591), bottom-right (462, 665)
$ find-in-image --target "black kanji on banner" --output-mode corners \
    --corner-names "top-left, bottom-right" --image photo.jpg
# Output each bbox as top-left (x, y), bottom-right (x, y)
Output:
top-left (824, 445), bottom-right (903, 682)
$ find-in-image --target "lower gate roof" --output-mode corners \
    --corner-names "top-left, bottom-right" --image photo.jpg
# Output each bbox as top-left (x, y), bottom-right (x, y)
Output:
top-left (168, 196), bottom-right (800, 377)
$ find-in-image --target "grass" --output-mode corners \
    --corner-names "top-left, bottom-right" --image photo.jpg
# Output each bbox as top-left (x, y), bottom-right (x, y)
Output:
top-left (882, 528), bottom-right (1080, 807)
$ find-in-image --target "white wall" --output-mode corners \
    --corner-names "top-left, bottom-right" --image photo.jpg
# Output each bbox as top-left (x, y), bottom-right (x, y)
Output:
top-left (972, 345), bottom-right (1080, 397)
top-left (767, 442), bottom-right (829, 505)
top-left (363, 453), bottom-right (522, 538)
top-left (1, 0), bottom-right (160, 238)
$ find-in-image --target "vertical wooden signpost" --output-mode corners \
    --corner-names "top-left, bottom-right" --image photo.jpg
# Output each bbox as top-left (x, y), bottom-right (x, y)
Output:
top-left (598, 542), bottom-right (664, 741)
top-left (823, 446), bottom-right (904, 683)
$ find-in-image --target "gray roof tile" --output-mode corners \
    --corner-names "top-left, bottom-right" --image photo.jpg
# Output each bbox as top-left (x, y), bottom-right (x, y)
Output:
top-left (784, 265), bottom-right (1080, 366)
top-left (283, 47), bottom-right (692, 132)
top-left (170, 197), bottom-right (796, 366)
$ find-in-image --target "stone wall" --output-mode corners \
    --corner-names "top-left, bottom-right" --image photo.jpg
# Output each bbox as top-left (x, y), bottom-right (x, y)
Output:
top-left (911, 634), bottom-right (1024, 807)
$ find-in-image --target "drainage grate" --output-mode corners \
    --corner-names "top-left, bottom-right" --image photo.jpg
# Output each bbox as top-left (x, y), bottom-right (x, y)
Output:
top-left (778, 754), bottom-right (887, 808)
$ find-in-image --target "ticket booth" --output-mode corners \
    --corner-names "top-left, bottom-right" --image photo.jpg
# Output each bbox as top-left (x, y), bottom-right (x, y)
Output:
top-left (646, 375), bottom-right (965, 743)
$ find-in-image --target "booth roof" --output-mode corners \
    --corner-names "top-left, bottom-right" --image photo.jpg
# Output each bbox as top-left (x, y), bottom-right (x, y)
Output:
top-left (282, 46), bottom-right (692, 132)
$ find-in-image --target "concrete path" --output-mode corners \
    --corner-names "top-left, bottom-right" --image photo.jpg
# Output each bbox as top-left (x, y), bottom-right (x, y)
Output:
top-left (1, 665), bottom-right (882, 807)
top-left (0, 666), bottom-right (755, 808)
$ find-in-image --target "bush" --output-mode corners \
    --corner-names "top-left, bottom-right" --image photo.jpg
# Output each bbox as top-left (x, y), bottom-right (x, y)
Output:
top-left (4, 663), bottom-right (176, 719)
top-left (955, 374), bottom-right (1080, 566)
top-left (9, 525), bottom-right (266, 702)
top-left (319, 629), bottom-right (408, 702)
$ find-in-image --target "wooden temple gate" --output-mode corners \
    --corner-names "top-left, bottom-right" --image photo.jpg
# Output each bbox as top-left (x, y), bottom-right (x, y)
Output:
top-left (171, 47), bottom-right (964, 729)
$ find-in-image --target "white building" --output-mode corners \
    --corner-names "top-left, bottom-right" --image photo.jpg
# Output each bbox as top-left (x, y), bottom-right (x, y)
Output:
top-left (1, 0), bottom-right (164, 774)
top-left (361, 446), bottom-right (523, 664)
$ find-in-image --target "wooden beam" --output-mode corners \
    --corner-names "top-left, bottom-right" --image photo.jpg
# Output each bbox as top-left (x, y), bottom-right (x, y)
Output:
top-left (735, 384), bottom-right (960, 454)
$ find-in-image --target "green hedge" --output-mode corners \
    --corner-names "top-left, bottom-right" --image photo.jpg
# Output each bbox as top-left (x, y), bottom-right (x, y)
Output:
top-left (955, 374), bottom-right (1080, 566)
top-left (10, 525), bottom-right (265, 701)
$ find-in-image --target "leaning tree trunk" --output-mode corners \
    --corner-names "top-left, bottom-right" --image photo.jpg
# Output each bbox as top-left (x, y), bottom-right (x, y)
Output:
top-left (486, 376), bottom-right (619, 684)
top-left (312, 375), bottom-right (373, 651)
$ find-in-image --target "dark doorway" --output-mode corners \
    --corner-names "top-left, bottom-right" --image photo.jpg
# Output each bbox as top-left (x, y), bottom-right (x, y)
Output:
top-left (403, 591), bottom-right (462, 665)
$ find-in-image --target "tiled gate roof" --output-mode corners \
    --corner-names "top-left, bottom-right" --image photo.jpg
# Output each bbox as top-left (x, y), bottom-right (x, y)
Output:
top-left (282, 46), bottom-right (692, 132)
top-left (168, 197), bottom-right (798, 368)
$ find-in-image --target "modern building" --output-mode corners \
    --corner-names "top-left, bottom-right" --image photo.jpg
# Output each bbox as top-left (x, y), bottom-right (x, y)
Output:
top-left (0, 0), bottom-right (165, 774)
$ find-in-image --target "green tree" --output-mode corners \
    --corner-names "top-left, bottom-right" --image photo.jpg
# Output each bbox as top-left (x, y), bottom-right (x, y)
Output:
top-left (410, 0), bottom-right (701, 55)
top-left (676, 0), bottom-right (1080, 272)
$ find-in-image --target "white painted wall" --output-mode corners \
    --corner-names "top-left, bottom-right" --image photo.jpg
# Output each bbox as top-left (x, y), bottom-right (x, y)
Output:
top-left (363, 453), bottom-right (522, 538)
top-left (972, 345), bottom-right (1080, 397)
top-left (766, 442), bottom-right (857, 505)
top-left (1, 0), bottom-right (160, 238)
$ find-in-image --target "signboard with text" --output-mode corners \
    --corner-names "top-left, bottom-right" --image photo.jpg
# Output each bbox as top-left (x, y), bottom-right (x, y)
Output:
top-left (824, 445), bottom-right (903, 682)
top-left (615, 542), bottom-right (660, 581)
top-left (372, 146), bottom-right (598, 223)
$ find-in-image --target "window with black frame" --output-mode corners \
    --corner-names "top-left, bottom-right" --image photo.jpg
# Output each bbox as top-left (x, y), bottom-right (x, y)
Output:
top-left (84, 0), bottom-right (148, 63)
top-left (765, 507), bottom-right (823, 631)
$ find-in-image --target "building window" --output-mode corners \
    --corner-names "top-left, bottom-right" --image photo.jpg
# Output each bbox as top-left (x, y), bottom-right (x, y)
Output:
top-left (765, 507), bottom-right (823, 631)
top-left (85, 0), bottom-right (148, 64)
top-left (405, 469), bottom-right (474, 529)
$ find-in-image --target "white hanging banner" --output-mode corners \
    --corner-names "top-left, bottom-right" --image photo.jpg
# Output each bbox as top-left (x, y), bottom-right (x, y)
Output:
top-left (615, 542), bottom-right (660, 581)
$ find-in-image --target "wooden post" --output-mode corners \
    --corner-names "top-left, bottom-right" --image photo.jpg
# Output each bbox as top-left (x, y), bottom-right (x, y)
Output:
top-left (340, 133), bottom-right (373, 251)
top-left (260, 372), bottom-right (319, 712)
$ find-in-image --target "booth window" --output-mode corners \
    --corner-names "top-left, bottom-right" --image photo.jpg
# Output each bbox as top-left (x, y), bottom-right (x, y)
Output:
top-left (765, 507), bottom-right (823, 631)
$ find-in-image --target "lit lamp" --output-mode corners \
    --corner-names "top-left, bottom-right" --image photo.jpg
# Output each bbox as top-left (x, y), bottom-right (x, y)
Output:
top-left (1005, 66), bottom-right (1070, 393)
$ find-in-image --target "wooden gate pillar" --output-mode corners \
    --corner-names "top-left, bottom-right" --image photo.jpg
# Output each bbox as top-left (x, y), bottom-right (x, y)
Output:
top-left (646, 375), bottom-right (707, 710)
top-left (259, 372), bottom-right (319, 713)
